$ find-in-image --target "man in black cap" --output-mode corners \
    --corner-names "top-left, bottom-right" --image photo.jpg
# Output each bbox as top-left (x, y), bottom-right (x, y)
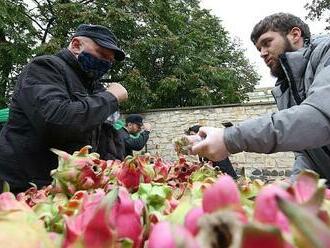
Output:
top-left (117, 114), bottom-right (152, 158)
top-left (0, 24), bottom-right (128, 193)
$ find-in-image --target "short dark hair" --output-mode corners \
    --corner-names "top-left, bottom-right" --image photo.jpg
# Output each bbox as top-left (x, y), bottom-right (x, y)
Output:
top-left (250, 13), bottom-right (311, 45)
top-left (185, 125), bottom-right (202, 135)
top-left (125, 114), bottom-right (143, 126)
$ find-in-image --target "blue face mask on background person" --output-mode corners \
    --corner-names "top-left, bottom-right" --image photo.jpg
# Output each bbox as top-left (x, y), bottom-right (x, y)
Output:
top-left (78, 51), bottom-right (113, 80)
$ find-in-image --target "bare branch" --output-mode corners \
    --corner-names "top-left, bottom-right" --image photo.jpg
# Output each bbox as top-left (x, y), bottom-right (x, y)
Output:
top-left (46, 0), bottom-right (55, 16)
top-left (22, 11), bottom-right (46, 32)
top-left (41, 17), bottom-right (55, 43)
top-left (79, 0), bottom-right (95, 4)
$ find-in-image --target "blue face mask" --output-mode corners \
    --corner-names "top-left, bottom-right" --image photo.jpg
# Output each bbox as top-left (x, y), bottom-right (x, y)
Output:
top-left (78, 51), bottom-right (113, 80)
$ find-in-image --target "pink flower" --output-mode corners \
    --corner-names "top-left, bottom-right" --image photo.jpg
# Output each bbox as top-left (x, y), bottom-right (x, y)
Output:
top-left (202, 175), bottom-right (240, 213)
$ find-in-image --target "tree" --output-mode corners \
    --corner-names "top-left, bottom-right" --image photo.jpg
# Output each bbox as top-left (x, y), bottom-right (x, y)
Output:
top-left (305, 0), bottom-right (330, 30)
top-left (0, 0), bottom-right (259, 112)
top-left (0, 0), bottom-right (38, 107)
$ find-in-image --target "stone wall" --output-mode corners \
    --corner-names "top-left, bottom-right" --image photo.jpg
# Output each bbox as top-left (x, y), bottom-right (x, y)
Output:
top-left (135, 96), bottom-right (295, 178)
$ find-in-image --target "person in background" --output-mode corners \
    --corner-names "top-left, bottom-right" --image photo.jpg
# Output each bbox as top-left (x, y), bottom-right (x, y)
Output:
top-left (97, 111), bottom-right (126, 161)
top-left (186, 125), bottom-right (238, 179)
top-left (188, 13), bottom-right (330, 186)
top-left (0, 24), bottom-right (128, 193)
top-left (118, 114), bottom-right (152, 157)
top-left (0, 108), bottom-right (9, 132)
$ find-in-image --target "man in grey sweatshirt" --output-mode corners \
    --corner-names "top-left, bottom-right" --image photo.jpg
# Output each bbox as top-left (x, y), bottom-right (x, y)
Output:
top-left (189, 13), bottom-right (330, 186)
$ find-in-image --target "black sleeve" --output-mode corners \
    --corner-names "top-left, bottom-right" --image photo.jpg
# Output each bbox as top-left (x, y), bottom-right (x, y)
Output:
top-left (124, 131), bottom-right (150, 151)
top-left (17, 56), bottom-right (119, 134)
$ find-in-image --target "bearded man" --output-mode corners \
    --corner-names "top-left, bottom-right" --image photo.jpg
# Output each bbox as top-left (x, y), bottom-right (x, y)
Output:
top-left (188, 13), bottom-right (330, 186)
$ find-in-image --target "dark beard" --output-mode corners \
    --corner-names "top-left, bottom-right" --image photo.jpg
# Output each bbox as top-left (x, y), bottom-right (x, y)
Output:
top-left (271, 59), bottom-right (286, 79)
top-left (271, 36), bottom-right (295, 79)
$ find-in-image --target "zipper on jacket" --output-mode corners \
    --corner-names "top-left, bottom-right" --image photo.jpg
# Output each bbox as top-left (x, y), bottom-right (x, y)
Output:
top-left (280, 55), bottom-right (330, 159)
top-left (279, 55), bottom-right (303, 105)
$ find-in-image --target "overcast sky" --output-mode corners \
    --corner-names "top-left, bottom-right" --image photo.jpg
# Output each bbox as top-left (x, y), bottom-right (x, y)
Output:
top-left (199, 0), bottom-right (328, 88)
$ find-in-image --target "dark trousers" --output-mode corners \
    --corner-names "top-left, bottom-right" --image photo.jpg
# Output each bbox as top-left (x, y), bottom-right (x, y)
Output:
top-left (212, 158), bottom-right (238, 179)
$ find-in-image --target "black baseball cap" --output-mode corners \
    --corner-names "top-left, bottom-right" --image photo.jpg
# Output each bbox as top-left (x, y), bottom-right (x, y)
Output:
top-left (72, 24), bottom-right (125, 61)
top-left (126, 114), bottom-right (143, 126)
top-left (188, 125), bottom-right (201, 134)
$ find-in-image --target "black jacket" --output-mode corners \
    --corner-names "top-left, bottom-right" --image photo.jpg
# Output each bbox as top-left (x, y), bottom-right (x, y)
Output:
top-left (117, 128), bottom-right (150, 157)
top-left (0, 49), bottom-right (119, 192)
top-left (97, 122), bottom-right (125, 161)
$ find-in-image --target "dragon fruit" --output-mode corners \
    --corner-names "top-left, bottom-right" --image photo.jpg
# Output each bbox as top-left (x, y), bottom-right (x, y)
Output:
top-left (196, 210), bottom-right (243, 248)
top-left (153, 157), bottom-right (171, 181)
top-left (184, 206), bottom-right (204, 236)
top-left (167, 156), bottom-right (200, 183)
top-left (148, 221), bottom-right (199, 248)
top-left (0, 192), bottom-right (55, 248)
top-left (17, 184), bottom-right (53, 207)
top-left (240, 222), bottom-right (293, 248)
top-left (63, 187), bottom-right (143, 248)
top-left (277, 196), bottom-right (330, 248)
top-left (202, 175), bottom-right (241, 213)
top-left (109, 187), bottom-right (144, 247)
top-left (116, 155), bottom-right (155, 191)
top-left (50, 146), bottom-right (110, 195)
top-left (254, 185), bottom-right (294, 233)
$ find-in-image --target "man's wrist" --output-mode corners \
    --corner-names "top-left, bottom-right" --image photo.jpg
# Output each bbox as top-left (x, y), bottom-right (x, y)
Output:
top-left (223, 126), bottom-right (240, 154)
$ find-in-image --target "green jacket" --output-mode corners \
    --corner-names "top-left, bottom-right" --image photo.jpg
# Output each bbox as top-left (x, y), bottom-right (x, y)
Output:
top-left (0, 108), bottom-right (9, 123)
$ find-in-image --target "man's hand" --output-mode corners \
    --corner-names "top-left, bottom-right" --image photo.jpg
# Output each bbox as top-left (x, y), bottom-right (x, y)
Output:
top-left (143, 122), bottom-right (152, 132)
top-left (106, 83), bottom-right (128, 103)
top-left (186, 126), bottom-right (230, 161)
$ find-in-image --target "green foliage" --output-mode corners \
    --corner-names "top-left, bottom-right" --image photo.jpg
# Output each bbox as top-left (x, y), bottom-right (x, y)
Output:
top-left (305, 0), bottom-right (330, 30)
top-left (0, 0), bottom-right (260, 111)
top-left (0, 0), bottom-right (38, 107)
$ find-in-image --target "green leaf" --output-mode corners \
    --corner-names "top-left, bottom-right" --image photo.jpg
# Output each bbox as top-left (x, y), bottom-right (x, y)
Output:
top-left (2, 181), bottom-right (10, 193)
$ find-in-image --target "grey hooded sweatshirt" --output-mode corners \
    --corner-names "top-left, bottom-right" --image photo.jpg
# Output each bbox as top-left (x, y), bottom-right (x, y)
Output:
top-left (224, 35), bottom-right (330, 185)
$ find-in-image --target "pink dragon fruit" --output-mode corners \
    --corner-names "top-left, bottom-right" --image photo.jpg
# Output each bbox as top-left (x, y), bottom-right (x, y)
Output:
top-left (50, 146), bottom-right (110, 195)
top-left (109, 187), bottom-right (144, 248)
top-left (153, 157), bottom-right (171, 181)
top-left (241, 222), bottom-right (293, 248)
top-left (254, 185), bottom-right (293, 232)
top-left (63, 187), bottom-right (143, 248)
top-left (202, 175), bottom-right (241, 213)
top-left (116, 155), bottom-right (155, 191)
top-left (16, 184), bottom-right (52, 207)
top-left (290, 170), bottom-right (319, 203)
top-left (148, 221), bottom-right (199, 248)
top-left (167, 156), bottom-right (200, 183)
top-left (325, 189), bottom-right (330, 200)
top-left (0, 192), bottom-right (32, 212)
top-left (184, 206), bottom-right (204, 236)
top-left (63, 189), bottom-right (116, 248)
top-left (0, 192), bottom-right (55, 247)
top-left (277, 196), bottom-right (330, 248)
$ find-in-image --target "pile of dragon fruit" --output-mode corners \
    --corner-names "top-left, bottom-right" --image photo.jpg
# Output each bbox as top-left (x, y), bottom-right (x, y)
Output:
top-left (1, 145), bottom-right (330, 248)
